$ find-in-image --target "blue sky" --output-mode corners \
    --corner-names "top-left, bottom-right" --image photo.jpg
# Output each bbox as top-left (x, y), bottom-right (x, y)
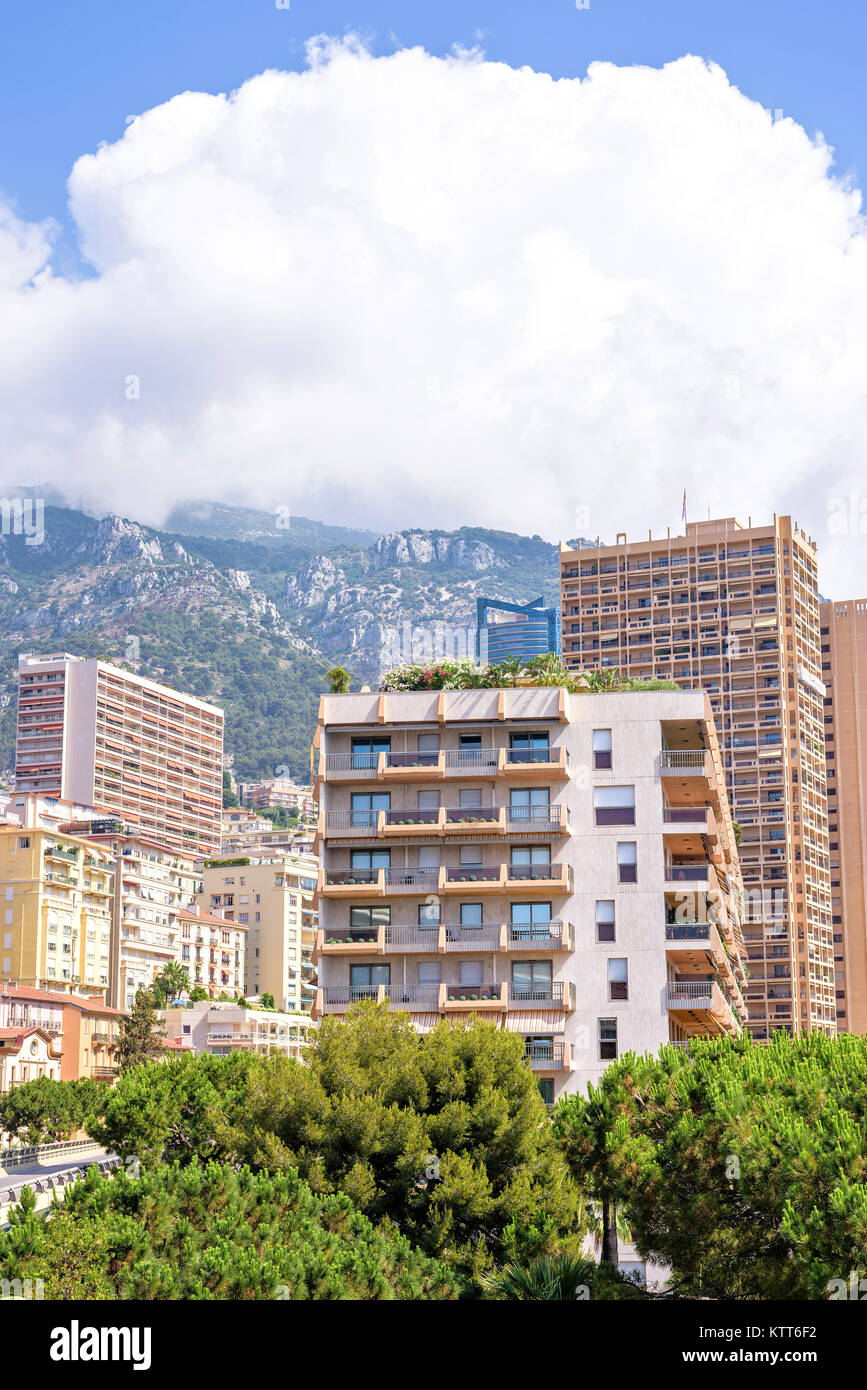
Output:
top-left (2, 0), bottom-right (865, 238)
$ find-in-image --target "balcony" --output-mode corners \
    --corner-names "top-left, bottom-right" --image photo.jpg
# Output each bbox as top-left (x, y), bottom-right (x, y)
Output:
top-left (380, 751), bottom-right (445, 782)
top-left (660, 749), bottom-right (713, 786)
top-left (442, 866), bottom-right (503, 894)
top-left (665, 979), bottom-right (739, 1036)
top-left (664, 861), bottom-right (714, 887)
top-left (524, 1040), bottom-right (572, 1074)
top-left (504, 862), bottom-right (572, 895)
top-left (320, 867), bottom-right (383, 897)
top-left (507, 920), bottom-right (573, 953)
top-left (502, 747), bottom-right (569, 781)
top-left (440, 981), bottom-right (506, 1012)
top-left (507, 980), bottom-right (575, 1012)
top-left (315, 925), bottom-right (386, 957)
top-left (443, 748), bottom-right (500, 776)
top-left (322, 804), bottom-right (570, 840)
top-left (376, 920), bottom-right (574, 954)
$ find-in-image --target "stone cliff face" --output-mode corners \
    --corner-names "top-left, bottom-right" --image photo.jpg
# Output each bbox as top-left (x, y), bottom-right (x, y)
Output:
top-left (0, 506), bottom-right (558, 774)
top-left (372, 530), bottom-right (501, 571)
top-left (281, 527), bottom-right (553, 680)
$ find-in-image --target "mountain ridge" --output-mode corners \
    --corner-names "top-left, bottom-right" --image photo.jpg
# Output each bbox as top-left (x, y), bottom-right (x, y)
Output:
top-left (0, 501), bottom-right (563, 781)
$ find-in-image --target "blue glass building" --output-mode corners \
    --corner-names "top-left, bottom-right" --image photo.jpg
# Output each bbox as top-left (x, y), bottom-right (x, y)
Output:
top-left (476, 596), bottom-right (560, 664)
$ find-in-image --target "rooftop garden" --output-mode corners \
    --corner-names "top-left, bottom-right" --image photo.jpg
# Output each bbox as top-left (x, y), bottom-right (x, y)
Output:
top-left (377, 654), bottom-right (679, 694)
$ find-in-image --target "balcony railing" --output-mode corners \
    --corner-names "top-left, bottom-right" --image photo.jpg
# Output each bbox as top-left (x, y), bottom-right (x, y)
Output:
top-left (321, 985), bottom-right (379, 1011)
top-left (662, 807), bottom-right (709, 825)
top-left (524, 1041), bottom-right (567, 1072)
top-left (444, 866), bottom-right (501, 885)
top-left (508, 980), bottom-right (567, 1008)
top-left (442, 925), bottom-right (503, 951)
top-left (383, 868), bottom-right (440, 892)
top-left (507, 920), bottom-right (569, 948)
top-left (665, 863), bottom-right (711, 883)
top-left (444, 748), bottom-right (499, 772)
top-left (665, 922), bottom-right (712, 941)
top-left (660, 750), bottom-right (709, 771)
top-left (666, 980), bottom-right (715, 1008)
top-left (505, 748), bottom-right (552, 765)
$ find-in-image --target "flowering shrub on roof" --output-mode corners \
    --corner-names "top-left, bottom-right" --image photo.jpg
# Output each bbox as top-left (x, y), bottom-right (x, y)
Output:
top-left (378, 654), bottom-right (677, 694)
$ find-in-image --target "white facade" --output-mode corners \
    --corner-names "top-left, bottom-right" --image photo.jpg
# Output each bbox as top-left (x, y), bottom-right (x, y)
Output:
top-left (161, 1001), bottom-right (315, 1061)
top-left (313, 686), bottom-right (746, 1099)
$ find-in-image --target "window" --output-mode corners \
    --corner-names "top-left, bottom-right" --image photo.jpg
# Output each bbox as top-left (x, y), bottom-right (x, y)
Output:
top-left (349, 905), bottom-right (391, 934)
top-left (418, 901), bottom-right (440, 928)
top-left (459, 788), bottom-right (483, 808)
top-left (599, 1018), bottom-right (618, 1061)
top-left (594, 786), bottom-right (635, 826)
top-left (418, 734), bottom-right (440, 753)
top-left (509, 788), bottom-right (549, 822)
top-left (417, 789), bottom-right (440, 810)
top-left (608, 958), bottom-right (628, 1001)
top-left (460, 902), bottom-right (483, 926)
top-left (418, 845), bottom-right (440, 867)
top-left (511, 960), bottom-right (552, 998)
top-left (459, 844), bottom-right (483, 866)
top-left (350, 791), bottom-right (390, 827)
top-left (510, 845), bottom-right (551, 878)
top-left (351, 736), bottom-right (390, 770)
top-left (595, 901), bottom-right (616, 942)
top-left (418, 961), bottom-right (441, 984)
top-left (593, 729), bottom-right (612, 769)
top-left (350, 849), bottom-right (390, 876)
top-left (537, 1078), bottom-right (554, 1106)
top-left (511, 902), bottom-right (552, 939)
top-left (18, 836), bottom-right (30, 849)
top-left (459, 961), bottom-right (483, 986)
top-left (617, 842), bottom-right (637, 883)
top-left (509, 731), bottom-right (550, 765)
top-left (350, 963), bottom-right (390, 990)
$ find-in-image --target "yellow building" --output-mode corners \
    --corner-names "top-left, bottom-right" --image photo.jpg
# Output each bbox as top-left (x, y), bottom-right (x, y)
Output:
top-left (199, 854), bottom-right (318, 1012)
top-left (0, 827), bottom-right (114, 996)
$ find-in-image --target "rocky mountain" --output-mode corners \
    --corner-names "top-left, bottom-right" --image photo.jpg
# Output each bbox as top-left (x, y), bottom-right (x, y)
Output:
top-left (0, 504), bottom-right (562, 781)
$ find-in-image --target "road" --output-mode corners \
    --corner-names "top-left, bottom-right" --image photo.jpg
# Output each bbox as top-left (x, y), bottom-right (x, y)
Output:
top-left (0, 1145), bottom-right (116, 1222)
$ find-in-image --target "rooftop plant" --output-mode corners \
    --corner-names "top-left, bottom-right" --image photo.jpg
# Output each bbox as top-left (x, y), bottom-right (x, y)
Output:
top-left (378, 654), bottom-right (678, 694)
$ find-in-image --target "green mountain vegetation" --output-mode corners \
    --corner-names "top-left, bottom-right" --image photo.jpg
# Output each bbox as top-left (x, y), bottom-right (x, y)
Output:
top-left (0, 499), bottom-right (565, 781)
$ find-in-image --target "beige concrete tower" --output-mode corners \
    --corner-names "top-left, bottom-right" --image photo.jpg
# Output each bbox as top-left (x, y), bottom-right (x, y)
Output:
top-left (15, 654), bottom-right (224, 858)
top-left (560, 516), bottom-right (835, 1039)
top-left (820, 599), bottom-right (867, 1033)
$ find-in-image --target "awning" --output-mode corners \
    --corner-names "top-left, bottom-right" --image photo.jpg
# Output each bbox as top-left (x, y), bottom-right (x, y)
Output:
top-left (412, 1013), bottom-right (442, 1033)
top-left (503, 1013), bottom-right (565, 1034)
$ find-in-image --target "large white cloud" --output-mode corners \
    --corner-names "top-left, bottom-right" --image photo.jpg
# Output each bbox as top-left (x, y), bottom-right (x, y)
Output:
top-left (2, 36), bottom-right (867, 595)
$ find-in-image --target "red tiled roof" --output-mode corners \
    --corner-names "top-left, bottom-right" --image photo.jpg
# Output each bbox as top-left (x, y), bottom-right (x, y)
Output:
top-left (2, 985), bottom-right (122, 1017)
top-left (1, 984), bottom-right (66, 1006)
top-left (179, 907), bottom-right (245, 930)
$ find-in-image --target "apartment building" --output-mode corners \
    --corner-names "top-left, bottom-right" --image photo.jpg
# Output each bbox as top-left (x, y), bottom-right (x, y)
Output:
top-left (220, 808), bottom-right (314, 857)
top-left (240, 781), bottom-right (316, 818)
top-left (199, 855), bottom-right (318, 1013)
top-left (73, 827), bottom-right (200, 1010)
top-left (52, 992), bottom-right (123, 1083)
top-left (820, 599), bottom-right (867, 1033)
top-left (560, 516), bottom-right (834, 1040)
top-left (312, 685), bottom-right (746, 1098)
top-left (15, 653), bottom-right (224, 857)
top-left (0, 826), bottom-right (114, 996)
top-left (0, 984), bottom-right (64, 1090)
top-left (161, 1001), bottom-right (315, 1060)
top-left (178, 907), bottom-right (246, 998)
